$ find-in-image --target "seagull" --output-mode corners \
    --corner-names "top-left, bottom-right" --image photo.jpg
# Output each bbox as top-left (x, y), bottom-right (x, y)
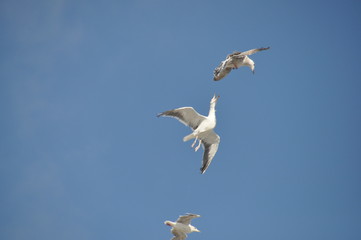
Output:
top-left (157, 95), bottom-right (220, 174)
top-left (164, 213), bottom-right (201, 240)
top-left (213, 47), bottom-right (270, 81)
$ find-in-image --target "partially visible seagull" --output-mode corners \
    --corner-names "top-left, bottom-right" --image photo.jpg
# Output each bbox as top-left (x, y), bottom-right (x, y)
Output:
top-left (157, 95), bottom-right (220, 174)
top-left (213, 47), bottom-right (270, 81)
top-left (164, 213), bottom-right (201, 240)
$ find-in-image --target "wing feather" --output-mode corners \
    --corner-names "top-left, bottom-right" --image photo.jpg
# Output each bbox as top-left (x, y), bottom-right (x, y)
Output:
top-left (199, 131), bottom-right (220, 174)
top-left (157, 107), bottom-right (206, 130)
top-left (213, 59), bottom-right (233, 81)
top-left (171, 229), bottom-right (187, 240)
top-left (232, 47), bottom-right (270, 57)
top-left (176, 214), bottom-right (200, 224)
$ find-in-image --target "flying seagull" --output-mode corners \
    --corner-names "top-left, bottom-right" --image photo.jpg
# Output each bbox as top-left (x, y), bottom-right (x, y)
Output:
top-left (157, 95), bottom-right (220, 174)
top-left (164, 213), bottom-right (201, 240)
top-left (213, 47), bottom-right (270, 81)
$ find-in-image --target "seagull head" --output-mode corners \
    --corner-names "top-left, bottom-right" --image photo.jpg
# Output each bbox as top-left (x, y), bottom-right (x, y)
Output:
top-left (210, 94), bottom-right (220, 104)
top-left (164, 221), bottom-right (174, 227)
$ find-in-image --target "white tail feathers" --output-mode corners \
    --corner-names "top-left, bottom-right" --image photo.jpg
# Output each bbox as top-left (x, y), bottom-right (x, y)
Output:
top-left (183, 133), bottom-right (195, 142)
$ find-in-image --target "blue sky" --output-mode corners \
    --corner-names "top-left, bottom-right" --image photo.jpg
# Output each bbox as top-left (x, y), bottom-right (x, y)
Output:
top-left (1, 0), bottom-right (361, 239)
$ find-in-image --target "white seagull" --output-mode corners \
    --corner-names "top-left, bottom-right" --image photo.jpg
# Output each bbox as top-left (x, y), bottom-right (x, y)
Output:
top-left (213, 47), bottom-right (270, 81)
top-left (157, 95), bottom-right (220, 174)
top-left (164, 213), bottom-right (201, 240)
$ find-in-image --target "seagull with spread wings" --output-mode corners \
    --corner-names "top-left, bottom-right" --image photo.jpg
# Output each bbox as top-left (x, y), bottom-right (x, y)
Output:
top-left (213, 47), bottom-right (270, 81)
top-left (164, 213), bottom-right (201, 240)
top-left (157, 95), bottom-right (220, 174)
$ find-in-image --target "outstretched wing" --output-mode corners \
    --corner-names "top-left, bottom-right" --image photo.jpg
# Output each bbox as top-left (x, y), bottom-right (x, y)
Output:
top-left (157, 107), bottom-right (206, 130)
top-left (171, 229), bottom-right (187, 240)
top-left (176, 213), bottom-right (201, 225)
top-left (213, 59), bottom-right (233, 81)
top-left (232, 47), bottom-right (270, 57)
top-left (199, 130), bottom-right (220, 174)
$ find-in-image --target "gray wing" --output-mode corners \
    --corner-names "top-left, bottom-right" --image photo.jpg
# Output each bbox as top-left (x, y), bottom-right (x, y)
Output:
top-left (231, 47), bottom-right (270, 57)
top-left (157, 107), bottom-right (206, 130)
top-left (199, 131), bottom-right (220, 174)
top-left (171, 229), bottom-right (187, 240)
top-left (213, 59), bottom-right (233, 81)
top-left (176, 213), bottom-right (201, 225)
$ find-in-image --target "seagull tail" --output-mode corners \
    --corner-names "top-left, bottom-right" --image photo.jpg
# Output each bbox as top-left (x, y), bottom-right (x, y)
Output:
top-left (183, 133), bottom-right (195, 142)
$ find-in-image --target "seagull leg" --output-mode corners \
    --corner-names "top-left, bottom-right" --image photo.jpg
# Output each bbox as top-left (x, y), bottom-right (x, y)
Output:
top-left (191, 137), bottom-right (198, 148)
top-left (194, 140), bottom-right (202, 152)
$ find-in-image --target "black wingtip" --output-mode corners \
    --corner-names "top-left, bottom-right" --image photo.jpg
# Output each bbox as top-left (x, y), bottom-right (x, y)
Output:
top-left (259, 46), bottom-right (270, 51)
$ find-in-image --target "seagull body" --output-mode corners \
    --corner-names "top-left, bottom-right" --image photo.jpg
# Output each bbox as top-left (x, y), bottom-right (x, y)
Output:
top-left (157, 95), bottom-right (220, 174)
top-left (164, 213), bottom-right (201, 240)
top-left (213, 47), bottom-right (270, 81)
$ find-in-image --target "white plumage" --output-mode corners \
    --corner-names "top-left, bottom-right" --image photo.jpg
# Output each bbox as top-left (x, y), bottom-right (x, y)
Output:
top-left (157, 95), bottom-right (220, 174)
top-left (164, 213), bottom-right (201, 240)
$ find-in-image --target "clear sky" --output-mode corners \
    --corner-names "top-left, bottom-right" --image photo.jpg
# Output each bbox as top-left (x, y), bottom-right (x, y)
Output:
top-left (1, 0), bottom-right (361, 239)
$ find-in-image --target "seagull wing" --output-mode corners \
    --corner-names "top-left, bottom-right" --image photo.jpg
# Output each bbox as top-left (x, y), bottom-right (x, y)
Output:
top-left (157, 107), bottom-right (206, 130)
top-left (171, 229), bottom-right (187, 240)
top-left (176, 214), bottom-right (201, 225)
top-left (233, 47), bottom-right (270, 57)
top-left (199, 130), bottom-right (220, 174)
top-left (213, 59), bottom-right (233, 81)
